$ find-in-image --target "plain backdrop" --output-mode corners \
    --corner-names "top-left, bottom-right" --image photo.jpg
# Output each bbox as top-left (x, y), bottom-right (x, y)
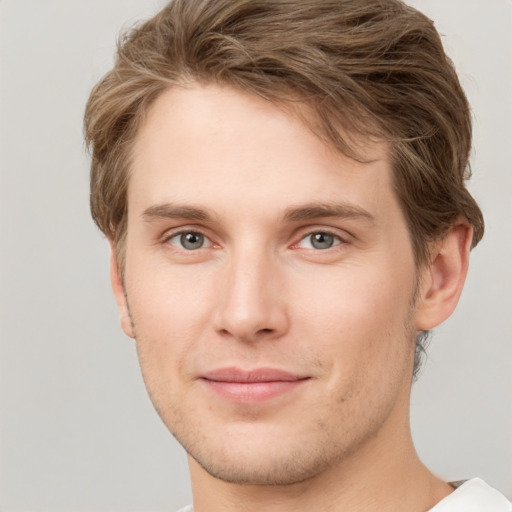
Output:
top-left (0, 0), bottom-right (511, 510)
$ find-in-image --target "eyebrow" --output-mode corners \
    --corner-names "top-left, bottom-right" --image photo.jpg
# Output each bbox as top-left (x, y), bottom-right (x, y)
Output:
top-left (142, 203), bottom-right (212, 222)
top-left (283, 202), bottom-right (375, 223)
top-left (141, 201), bottom-right (374, 224)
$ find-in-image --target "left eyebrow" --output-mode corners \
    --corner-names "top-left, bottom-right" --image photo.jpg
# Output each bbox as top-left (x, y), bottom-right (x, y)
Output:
top-left (283, 202), bottom-right (375, 224)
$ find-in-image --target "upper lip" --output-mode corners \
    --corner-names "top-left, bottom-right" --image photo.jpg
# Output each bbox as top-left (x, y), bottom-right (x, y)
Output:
top-left (201, 367), bottom-right (309, 383)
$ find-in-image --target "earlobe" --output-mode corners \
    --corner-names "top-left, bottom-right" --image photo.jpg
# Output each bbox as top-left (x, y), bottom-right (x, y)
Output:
top-left (415, 221), bottom-right (473, 331)
top-left (109, 241), bottom-right (135, 339)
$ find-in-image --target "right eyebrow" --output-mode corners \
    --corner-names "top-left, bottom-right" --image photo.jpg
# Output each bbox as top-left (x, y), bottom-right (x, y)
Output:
top-left (141, 203), bottom-right (212, 222)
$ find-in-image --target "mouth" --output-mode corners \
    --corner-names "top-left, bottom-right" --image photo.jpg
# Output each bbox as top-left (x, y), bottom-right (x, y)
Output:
top-left (200, 367), bottom-right (311, 403)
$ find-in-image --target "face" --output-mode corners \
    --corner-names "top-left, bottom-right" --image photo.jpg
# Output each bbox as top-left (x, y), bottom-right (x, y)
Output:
top-left (118, 83), bottom-right (424, 485)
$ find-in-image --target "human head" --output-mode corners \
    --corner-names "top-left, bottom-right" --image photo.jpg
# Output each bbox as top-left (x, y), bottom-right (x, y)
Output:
top-left (98, 82), bottom-right (474, 490)
top-left (84, 0), bottom-right (484, 375)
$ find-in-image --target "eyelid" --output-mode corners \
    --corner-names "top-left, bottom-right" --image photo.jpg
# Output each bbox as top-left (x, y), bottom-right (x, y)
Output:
top-left (298, 232), bottom-right (342, 249)
top-left (158, 223), bottom-right (352, 251)
top-left (170, 232), bottom-right (212, 249)
top-left (291, 226), bottom-right (352, 248)
top-left (161, 226), bottom-right (217, 249)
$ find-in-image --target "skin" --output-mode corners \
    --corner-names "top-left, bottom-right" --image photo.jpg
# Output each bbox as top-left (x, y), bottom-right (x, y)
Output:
top-left (110, 83), bottom-right (472, 512)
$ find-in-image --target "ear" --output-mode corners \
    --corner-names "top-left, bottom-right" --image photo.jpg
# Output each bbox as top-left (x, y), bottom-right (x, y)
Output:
top-left (415, 220), bottom-right (473, 331)
top-left (109, 241), bottom-right (135, 339)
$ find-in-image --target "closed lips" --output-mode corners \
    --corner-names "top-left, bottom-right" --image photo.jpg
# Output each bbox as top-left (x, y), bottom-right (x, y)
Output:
top-left (201, 367), bottom-right (309, 383)
top-left (199, 367), bottom-right (311, 403)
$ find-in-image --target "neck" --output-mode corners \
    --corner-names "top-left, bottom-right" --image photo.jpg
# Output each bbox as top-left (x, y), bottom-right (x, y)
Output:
top-left (188, 389), bottom-right (452, 512)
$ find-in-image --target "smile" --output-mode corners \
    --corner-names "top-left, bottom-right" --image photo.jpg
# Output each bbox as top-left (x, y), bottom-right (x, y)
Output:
top-left (200, 367), bottom-right (311, 403)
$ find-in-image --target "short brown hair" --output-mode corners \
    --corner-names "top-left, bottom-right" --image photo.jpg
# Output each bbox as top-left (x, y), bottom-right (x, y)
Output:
top-left (84, 0), bottom-right (485, 379)
top-left (84, 0), bottom-right (483, 272)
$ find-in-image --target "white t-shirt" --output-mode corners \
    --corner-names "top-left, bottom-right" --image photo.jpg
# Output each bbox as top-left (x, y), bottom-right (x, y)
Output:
top-left (176, 478), bottom-right (511, 512)
top-left (428, 478), bottom-right (511, 511)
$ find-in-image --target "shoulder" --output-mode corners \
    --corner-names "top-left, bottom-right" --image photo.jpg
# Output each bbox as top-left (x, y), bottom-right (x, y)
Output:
top-left (429, 478), bottom-right (511, 512)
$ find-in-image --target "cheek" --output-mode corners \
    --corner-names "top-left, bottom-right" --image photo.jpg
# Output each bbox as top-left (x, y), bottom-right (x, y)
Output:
top-left (125, 261), bottom-right (217, 382)
top-left (295, 268), bottom-right (416, 427)
top-left (293, 261), bottom-right (416, 373)
top-left (128, 254), bottom-right (215, 324)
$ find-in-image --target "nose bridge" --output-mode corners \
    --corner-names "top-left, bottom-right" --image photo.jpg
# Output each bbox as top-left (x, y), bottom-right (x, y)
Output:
top-left (214, 242), bottom-right (288, 341)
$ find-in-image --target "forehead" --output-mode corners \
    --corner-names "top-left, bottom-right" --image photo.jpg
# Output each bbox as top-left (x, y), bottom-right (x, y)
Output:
top-left (129, 83), bottom-right (394, 221)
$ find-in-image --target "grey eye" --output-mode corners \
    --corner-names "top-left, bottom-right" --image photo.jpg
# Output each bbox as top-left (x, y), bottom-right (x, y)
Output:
top-left (310, 232), bottom-right (335, 250)
top-left (169, 231), bottom-right (206, 250)
top-left (298, 232), bottom-right (341, 250)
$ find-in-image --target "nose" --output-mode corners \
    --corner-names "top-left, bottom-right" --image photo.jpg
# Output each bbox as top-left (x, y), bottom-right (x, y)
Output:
top-left (213, 249), bottom-right (290, 343)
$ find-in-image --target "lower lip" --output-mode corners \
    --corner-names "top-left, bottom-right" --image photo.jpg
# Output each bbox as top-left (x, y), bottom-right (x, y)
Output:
top-left (201, 379), bottom-right (309, 403)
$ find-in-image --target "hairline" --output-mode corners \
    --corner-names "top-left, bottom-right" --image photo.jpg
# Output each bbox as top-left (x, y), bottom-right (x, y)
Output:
top-left (111, 80), bottom-right (439, 278)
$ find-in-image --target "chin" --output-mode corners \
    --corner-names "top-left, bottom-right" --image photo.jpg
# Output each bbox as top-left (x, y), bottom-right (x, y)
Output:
top-left (190, 447), bottom-right (334, 486)
top-left (176, 419), bottom-right (346, 486)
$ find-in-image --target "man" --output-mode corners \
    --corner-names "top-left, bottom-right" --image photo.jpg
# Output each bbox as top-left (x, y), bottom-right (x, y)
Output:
top-left (84, 0), bottom-right (510, 510)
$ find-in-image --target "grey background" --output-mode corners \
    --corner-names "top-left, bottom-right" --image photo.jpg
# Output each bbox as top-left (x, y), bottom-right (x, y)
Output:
top-left (0, 0), bottom-right (510, 510)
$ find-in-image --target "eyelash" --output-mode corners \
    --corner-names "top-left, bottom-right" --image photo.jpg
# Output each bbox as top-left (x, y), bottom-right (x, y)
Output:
top-left (162, 227), bottom-right (349, 254)
top-left (295, 231), bottom-right (346, 251)
top-left (164, 229), bottom-right (214, 251)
